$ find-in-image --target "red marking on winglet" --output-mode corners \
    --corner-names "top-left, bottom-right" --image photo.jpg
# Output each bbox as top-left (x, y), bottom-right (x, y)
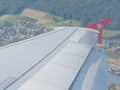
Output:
top-left (84, 18), bottom-right (112, 44)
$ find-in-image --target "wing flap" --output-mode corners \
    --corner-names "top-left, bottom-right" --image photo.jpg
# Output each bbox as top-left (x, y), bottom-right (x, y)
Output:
top-left (18, 43), bottom-right (92, 90)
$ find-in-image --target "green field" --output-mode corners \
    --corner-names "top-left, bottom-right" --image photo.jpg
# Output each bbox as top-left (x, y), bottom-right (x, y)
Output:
top-left (0, 15), bottom-right (38, 28)
top-left (105, 51), bottom-right (120, 59)
top-left (103, 30), bottom-right (120, 39)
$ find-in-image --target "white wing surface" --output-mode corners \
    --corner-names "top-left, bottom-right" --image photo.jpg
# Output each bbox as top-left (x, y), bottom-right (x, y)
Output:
top-left (0, 18), bottom-right (112, 90)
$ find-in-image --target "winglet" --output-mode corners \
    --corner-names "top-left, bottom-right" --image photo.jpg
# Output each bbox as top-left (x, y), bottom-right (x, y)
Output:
top-left (84, 18), bottom-right (112, 44)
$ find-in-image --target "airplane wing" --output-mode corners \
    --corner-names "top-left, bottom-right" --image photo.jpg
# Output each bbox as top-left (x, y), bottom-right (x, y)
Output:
top-left (0, 18), bottom-right (111, 90)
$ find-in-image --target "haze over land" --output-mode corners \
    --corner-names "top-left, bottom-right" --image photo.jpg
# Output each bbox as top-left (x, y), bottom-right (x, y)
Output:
top-left (0, 0), bottom-right (120, 30)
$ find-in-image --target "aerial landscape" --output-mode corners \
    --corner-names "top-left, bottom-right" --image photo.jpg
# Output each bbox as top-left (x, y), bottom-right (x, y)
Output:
top-left (0, 0), bottom-right (120, 90)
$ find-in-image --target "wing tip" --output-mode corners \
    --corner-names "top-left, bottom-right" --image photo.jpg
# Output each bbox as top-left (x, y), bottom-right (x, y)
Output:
top-left (84, 18), bottom-right (112, 44)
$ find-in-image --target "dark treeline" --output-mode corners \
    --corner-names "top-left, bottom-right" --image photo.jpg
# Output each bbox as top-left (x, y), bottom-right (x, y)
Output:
top-left (0, 0), bottom-right (120, 30)
top-left (0, 0), bottom-right (35, 14)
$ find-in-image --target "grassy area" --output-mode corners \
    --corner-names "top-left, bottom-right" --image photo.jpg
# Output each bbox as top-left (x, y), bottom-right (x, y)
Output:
top-left (0, 15), bottom-right (9, 21)
top-left (21, 8), bottom-right (48, 20)
top-left (103, 29), bottom-right (120, 39)
top-left (0, 15), bottom-right (38, 28)
top-left (0, 41), bottom-right (10, 47)
top-left (0, 15), bottom-right (16, 28)
top-left (17, 15), bottom-right (37, 23)
top-left (71, 20), bottom-right (81, 26)
top-left (21, 8), bottom-right (81, 28)
top-left (108, 58), bottom-right (117, 63)
top-left (21, 8), bottom-right (53, 24)
top-left (105, 51), bottom-right (120, 59)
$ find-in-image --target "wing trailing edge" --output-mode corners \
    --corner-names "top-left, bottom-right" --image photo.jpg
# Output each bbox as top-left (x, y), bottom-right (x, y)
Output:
top-left (84, 18), bottom-right (112, 44)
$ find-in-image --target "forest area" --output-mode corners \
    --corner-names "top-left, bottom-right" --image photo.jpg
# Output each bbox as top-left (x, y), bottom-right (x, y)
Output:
top-left (0, 0), bottom-right (119, 30)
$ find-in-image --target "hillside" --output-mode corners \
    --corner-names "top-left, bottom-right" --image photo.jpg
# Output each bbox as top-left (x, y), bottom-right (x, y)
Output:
top-left (0, 0), bottom-right (120, 30)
